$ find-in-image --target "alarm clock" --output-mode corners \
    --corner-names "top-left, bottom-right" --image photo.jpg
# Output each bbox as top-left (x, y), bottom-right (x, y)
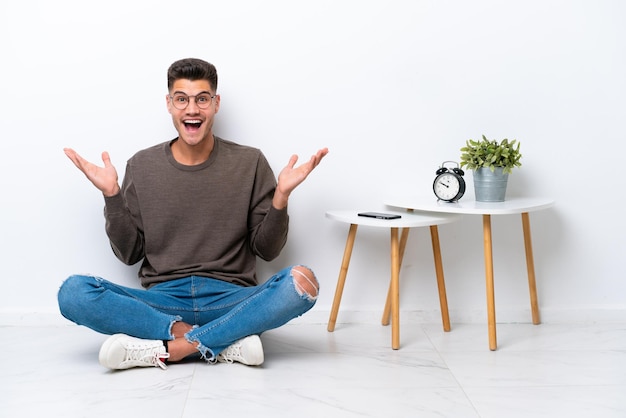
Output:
top-left (433, 161), bottom-right (465, 202)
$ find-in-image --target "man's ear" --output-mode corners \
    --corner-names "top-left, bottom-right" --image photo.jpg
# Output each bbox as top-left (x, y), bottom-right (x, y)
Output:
top-left (165, 94), bottom-right (173, 114)
top-left (213, 94), bottom-right (221, 114)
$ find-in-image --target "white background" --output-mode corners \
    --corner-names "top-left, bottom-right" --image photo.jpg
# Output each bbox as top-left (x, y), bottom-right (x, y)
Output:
top-left (1, 0), bottom-right (624, 324)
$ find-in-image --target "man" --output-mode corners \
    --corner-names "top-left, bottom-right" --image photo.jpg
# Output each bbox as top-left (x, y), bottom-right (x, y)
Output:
top-left (59, 58), bottom-right (328, 370)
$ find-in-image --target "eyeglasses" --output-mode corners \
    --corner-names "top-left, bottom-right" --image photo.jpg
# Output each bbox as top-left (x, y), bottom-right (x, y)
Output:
top-left (169, 92), bottom-right (215, 110)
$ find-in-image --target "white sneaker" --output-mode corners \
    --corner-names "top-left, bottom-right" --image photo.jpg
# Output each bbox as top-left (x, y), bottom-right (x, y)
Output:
top-left (216, 335), bottom-right (264, 366)
top-left (99, 334), bottom-right (169, 370)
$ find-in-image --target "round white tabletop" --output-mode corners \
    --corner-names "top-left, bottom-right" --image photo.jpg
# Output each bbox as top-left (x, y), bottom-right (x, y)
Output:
top-left (325, 210), bottom-right (460, 227)
top-left (385, 196), bottom-right (555, 215)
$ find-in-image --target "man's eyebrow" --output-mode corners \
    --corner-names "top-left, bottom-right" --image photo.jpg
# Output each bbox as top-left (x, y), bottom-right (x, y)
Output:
top-left (172, 90), bottom-right (213, 95)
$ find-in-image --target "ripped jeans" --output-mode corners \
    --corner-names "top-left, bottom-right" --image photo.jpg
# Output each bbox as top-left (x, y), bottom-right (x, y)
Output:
top-left (57, 266), bottom-right (318, 360)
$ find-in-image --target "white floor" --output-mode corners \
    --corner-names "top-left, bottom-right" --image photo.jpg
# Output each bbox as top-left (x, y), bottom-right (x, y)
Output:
top-left (2, 320), bottom-right (625, 418)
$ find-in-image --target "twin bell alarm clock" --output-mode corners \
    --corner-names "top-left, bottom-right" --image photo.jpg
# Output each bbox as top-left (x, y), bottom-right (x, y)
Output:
top-left (433, 161), bottom-right (465, 202)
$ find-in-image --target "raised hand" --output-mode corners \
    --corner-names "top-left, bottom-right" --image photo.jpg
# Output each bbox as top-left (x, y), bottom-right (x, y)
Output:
top-left (64, 148), bottom-right (121, 197)
top-left (273, 147), bottom-right (329, 209)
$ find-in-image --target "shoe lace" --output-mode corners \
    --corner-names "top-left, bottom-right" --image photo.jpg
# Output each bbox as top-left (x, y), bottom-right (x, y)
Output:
top-left (217, 342), bottom-right (242, 364)
top-left (125, 344), bottom-right (170, 370)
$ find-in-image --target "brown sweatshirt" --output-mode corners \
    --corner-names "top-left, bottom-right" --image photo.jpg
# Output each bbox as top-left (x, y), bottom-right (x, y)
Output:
top-left (103, 137), bottom-right (289, 288)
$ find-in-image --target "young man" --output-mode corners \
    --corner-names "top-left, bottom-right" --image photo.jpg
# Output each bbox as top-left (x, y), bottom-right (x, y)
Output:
top-left (59, 58), bottom-right (328, 370)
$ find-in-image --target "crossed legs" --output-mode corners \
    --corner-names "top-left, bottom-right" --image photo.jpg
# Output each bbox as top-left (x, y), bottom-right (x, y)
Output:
top-left (120, 265), bottom-right (319, 362)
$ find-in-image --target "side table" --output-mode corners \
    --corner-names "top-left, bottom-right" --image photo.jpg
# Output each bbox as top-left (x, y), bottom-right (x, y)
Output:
top-left (325, 210), bottom-right (459, 349)
top-left (385, 196), bottom-right (555, 350)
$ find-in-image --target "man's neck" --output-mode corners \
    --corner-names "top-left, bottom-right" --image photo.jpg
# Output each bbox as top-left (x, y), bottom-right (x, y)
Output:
top-left (171, 136), bottom-right (215, 166)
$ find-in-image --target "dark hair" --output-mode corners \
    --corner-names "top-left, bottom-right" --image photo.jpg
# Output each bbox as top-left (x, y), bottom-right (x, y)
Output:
top-left (167, 58), bottom-right (218, 92)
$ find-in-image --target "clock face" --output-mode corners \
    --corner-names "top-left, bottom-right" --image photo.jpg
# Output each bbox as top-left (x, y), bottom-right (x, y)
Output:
top-left (434, 172), bottom-right (462, 201)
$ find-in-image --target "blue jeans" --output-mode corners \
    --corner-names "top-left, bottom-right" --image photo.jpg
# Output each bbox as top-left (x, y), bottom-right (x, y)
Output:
top-left (58, 266), bottom-right (318, 360)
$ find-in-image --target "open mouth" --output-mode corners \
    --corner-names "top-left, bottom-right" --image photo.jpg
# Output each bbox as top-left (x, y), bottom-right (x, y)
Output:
top-left (183, 120), bottom-right (202, 130)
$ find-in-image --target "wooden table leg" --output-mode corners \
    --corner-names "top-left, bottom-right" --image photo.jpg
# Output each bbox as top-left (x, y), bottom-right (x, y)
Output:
top-left (430, 225), bottom-right (451, 332)
top-left (483, 214), bottom-right (497, 351)
top-left (382, 227), bottom-right (410, 326)
top-left (522, 212), bottom-right (541, 325)
top-left (390, 227), bottom-right (401, 349)
top-left (327, 223), bottom-right (358, 332)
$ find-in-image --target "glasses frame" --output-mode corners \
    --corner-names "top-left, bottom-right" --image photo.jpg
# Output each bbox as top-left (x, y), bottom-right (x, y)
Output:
top-left (169, 92), bottom-right (216, 110)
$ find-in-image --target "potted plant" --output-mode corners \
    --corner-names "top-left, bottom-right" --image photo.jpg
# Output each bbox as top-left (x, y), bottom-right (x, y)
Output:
top-left (459, 135), bottom-right (522, 202)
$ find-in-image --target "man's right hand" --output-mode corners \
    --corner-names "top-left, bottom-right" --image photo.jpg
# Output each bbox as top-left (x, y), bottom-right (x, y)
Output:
top-left (64, 148), bottom-right (120, 197)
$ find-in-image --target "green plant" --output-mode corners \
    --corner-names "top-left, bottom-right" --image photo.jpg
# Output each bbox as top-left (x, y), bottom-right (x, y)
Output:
top-left (460, 135), bottom-right (522, 174)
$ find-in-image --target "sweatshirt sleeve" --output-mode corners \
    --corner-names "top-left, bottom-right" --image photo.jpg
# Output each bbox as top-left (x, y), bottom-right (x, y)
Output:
top-left (247, 154), bottom-right (289, 261)
top-left (103, 165), bottom-right (145, 266)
